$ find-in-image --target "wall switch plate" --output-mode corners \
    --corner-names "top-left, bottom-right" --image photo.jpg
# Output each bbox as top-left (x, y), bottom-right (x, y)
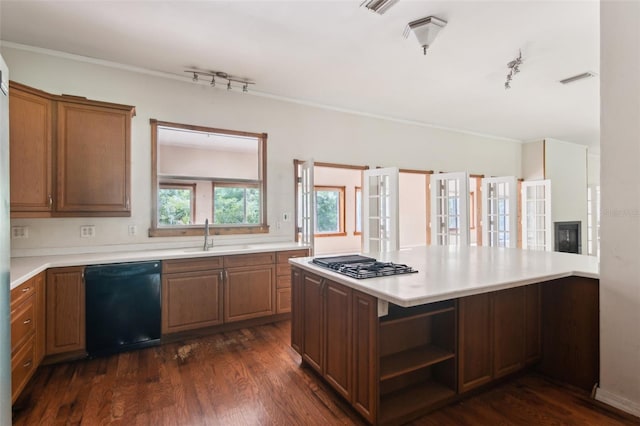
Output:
top-left (282, 212), bottom-right (290, 222)
top-left (80, 225), bottom-right (96, 238)
top-left (11, 226), bottom-right (28, 239)
top-left (128, 225), bottom-right (137, 236)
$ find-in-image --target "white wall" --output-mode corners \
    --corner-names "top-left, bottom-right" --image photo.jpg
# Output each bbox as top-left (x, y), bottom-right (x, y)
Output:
top-left (2, 45), bottom-right (522, 256)
top-left (521, 140), bottom-right (544, 180)
top-left (597, 1), bottom-right (640, 417)
top-left (544, 138), bottom-right (589, 252)
top-left (587, 151), bottom-right (600, 186)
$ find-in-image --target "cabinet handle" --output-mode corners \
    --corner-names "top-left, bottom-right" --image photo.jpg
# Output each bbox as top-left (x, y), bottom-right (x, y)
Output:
top-left (23, 318), bottom-right (32, 325)
top-left (225, 270), bottom-right (229, 281)
top-left (48, 195), bottom-right (53, 208)
top-left (126, 197), bottom-right (130, 209)
top-left (21, 287), bottom-right (31, 293)
top-left (23, 360), bottom-right (32, 368)
top-left (219, 271), bottom-right (223, 282)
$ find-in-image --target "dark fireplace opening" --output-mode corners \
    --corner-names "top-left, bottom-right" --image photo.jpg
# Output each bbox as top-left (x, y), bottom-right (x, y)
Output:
top-left (554, 221), bottom-right (582, 254)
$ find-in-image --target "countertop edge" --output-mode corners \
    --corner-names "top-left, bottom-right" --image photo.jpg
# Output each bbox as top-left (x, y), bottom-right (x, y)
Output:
top-left (10, 242), bottom-right (309, 289)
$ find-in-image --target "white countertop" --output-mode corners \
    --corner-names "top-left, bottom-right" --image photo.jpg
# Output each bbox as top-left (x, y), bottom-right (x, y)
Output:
top-left (289, 246), bottom-right (599, 307)
top-left (10, 242), bottom-right (308, 290)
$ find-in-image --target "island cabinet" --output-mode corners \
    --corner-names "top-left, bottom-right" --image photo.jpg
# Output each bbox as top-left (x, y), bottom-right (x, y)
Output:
top-left (458, 284), bottom-right (541, 393)
top-left (45, 267), bottom-right (86, 360)
top-left (10, 272), bottom-right (46, 403)
top-left (8, 81), bottom-right (135, 218)
top-left (162, 257), bottom-right (224, 334)
top-left (291, 268), bottom-right (457, 425)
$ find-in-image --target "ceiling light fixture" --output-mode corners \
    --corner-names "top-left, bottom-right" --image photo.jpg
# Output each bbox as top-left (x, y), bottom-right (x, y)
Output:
top-left (361, 0), bottom-right (399, 15)
top-left (559, 72), bottom-right (597, 85)
top-left (504, 49), bottom-right (523, 90)
top-left (185, 70), bottom-right (255, 93)
top-left (403, 16), bottom-right (447, 55)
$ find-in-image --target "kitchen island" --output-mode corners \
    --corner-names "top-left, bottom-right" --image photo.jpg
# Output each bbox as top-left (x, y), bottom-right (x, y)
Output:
top-left (289, 246), bottom-right (599, 425)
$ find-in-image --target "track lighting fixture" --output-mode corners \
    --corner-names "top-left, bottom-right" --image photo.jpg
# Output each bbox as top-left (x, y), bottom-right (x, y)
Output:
top-left (361, 0), bottom-right (399, 15)
top-left (504, 50), bottom-right (523, 90)
top-left (185, 69), bottom-right (255, 93)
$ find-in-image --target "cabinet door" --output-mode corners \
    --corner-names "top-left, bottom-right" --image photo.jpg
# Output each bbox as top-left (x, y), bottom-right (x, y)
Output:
top-left (325, 280), bottom-right (352, 400)
top-left (276, 287), bottom-right (291, 314)
top-left (224, 264), bottom-right (275, 323)
top-left (458, 293), bottom-right (492, 393)
top-left (56, 101), bottom-right (132, 215)
top-left (493, 287), bottom-right (525, 378)
top-left (162, 269), bottom-right (224, 334)
top-left (46, 267), bottom-right (85, 356)
top-left (301, 273), bottom-right (324, 373)
top-left (524, 284), bottom-right (541, 364)
top-left (290, 268), bottom-right (303, 354)
top-left (9, 83), bottom-right (53, 215)
top-left (352, 290), bottom-right (378, 423)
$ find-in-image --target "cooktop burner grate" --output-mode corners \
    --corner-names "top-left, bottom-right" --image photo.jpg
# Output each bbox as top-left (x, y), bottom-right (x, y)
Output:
top-left (313, 256), bottom-right (418, 279)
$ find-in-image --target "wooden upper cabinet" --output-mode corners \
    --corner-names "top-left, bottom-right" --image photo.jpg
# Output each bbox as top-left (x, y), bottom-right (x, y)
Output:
top-left (56, 100), bottom-right (133, 215)
top-left (7, 81), bottom-right (135, 217)
top-left (9, 82), bottom-right (53, 216)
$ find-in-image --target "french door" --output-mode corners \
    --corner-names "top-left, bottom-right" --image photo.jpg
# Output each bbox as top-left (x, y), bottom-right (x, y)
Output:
top-left (431, 172), bottom-right (470, 246)
top-left (299, 159), bottom-right (315, 254)
top-left (362, 167), bottom-right (399, 253)
top-left (521, 180), bottom-right (552, 251)
top-left (482, 176), bottom-right (518, 248)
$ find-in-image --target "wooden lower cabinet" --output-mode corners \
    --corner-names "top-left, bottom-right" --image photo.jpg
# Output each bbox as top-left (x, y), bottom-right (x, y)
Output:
top-left (275, 249), bottom-right (308, 314)
top-left (351, 291), bottom-right (378, 423)
top-left (290, 268), bottom-right (304, 354)
top-left (45, 267), bottom-right (86, 357)
top-left (458, 293), bottom-right (493, 393)
top-left (458, 285), bottom-right (541, 393)
top-left (162, 268), bottom-right (224, 334)
top-left (301, 272), bottom-right (324, 372)
top-left (324, 281), bottom-right (352, 399)
top-left (10, 272), bottom-right (46, 403)
top-left (224, 264), bottom-right (275, 322)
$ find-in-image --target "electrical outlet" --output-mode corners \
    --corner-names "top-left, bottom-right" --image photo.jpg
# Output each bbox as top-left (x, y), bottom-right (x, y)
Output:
top-left (11, 226), bottom-right (28, 239)
top-left (128, 225), bottom-right (137, 236)
top-left (80, 225), bottom-right (96, 238)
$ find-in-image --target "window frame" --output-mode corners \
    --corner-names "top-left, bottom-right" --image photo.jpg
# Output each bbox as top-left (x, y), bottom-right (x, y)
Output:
top-left (158, 182), bottom-right (196, 226)
top-left (354, 186), bottom-right (362, 236)
top-left (149, 119), bottom-right (268, 237)
top-left (314, 185), bottom-right (346, 237)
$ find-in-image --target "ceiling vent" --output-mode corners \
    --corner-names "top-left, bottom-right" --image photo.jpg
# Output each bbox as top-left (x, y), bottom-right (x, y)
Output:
top-left (560, 72), bottom-right (597, 85)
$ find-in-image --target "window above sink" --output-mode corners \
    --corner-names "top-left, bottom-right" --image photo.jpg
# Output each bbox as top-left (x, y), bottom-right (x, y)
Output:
top-left (149, 119), bottom-right (268, 237)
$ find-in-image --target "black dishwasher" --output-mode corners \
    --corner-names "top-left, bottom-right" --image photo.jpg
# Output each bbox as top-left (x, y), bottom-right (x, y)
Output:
top-left (85, 261), bottom-right (161, 357)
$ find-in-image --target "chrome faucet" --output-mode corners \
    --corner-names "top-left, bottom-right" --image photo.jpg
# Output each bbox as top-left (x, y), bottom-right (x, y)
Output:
top-left (203, 218), bottom-right (212, 251)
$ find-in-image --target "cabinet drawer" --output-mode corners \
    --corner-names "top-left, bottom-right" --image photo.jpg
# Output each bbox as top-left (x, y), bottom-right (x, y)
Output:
top-left (276, 249), bottom-right (309, 264)
top-left (11, 279), bottom-right (36, 308)
top-left (224, 252), bottom-right (275, 268)
top-left (277, 275), bottom-right (291, 289)
top-left (276, 288), bottom-right (291, 314)
top-left (162, 257), bottom-right (223, 274)
top-left (12, 334), bottom-right (36, 402)
top-left (11, 295), bottom-right (36, 352)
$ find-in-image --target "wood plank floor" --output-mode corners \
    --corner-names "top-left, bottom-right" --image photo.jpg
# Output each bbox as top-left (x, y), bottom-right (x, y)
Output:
top-left (12, 320), bottom-right (639, 425)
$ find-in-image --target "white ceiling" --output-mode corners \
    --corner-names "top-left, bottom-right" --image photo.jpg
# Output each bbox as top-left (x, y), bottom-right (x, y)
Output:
top-left (0, 1), bottom-right (600, 149)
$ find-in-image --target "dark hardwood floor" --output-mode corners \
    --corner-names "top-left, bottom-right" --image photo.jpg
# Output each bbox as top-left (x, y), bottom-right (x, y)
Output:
top-left (12, 320), bottom-right (639, 425)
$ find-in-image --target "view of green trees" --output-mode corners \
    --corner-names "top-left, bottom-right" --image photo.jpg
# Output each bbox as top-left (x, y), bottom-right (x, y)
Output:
top-left (158, 188), bottom-right (193, 225)
top-left (214, 187), bottom-right (260, 224)
top-left (315, 190), bottom-right (339, 233)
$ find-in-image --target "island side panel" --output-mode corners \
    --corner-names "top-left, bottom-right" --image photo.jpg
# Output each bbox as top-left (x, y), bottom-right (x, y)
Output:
top-left (538, 276), bottom-right (599, 392)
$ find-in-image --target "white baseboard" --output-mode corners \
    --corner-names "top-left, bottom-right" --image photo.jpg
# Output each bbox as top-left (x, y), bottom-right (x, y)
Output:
top-left (595, 387), bottom-right (640, 418)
